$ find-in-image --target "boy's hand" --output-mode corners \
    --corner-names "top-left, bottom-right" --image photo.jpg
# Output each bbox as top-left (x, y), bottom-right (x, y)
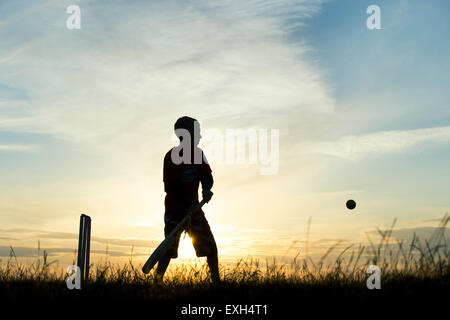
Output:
top-left (202, 190), bottom-right (213, 203)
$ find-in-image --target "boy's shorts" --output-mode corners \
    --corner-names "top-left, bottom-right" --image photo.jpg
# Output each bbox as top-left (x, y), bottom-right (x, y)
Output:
top-left (164, 211), bottom-right (218, 258)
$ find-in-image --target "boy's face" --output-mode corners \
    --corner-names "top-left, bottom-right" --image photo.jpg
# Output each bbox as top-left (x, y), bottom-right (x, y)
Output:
top-left (177, 122), bottom-right (201, 146)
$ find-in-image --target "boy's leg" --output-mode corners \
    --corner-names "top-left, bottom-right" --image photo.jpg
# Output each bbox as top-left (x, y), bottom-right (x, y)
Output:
top-left (157, 211), bottom-right (182, 280)
top-left (189, 212), bottom-right (219, 282)
top-left (156, 254), bottom-right (171, 279)
top-left (207, 254), bottom-right (220, 282)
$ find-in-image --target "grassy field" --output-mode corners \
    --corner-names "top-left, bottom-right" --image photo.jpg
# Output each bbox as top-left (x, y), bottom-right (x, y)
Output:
top-left (1, 216), bottom-right (449, 317)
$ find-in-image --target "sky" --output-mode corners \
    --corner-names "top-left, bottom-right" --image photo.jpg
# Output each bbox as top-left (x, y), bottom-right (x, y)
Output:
top-left (0, 0), bottom-right (449, 267)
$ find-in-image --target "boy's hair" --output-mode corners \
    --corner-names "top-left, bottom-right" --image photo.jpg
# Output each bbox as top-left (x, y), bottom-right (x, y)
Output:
top-left (174, 116), bottom-right (198, 140)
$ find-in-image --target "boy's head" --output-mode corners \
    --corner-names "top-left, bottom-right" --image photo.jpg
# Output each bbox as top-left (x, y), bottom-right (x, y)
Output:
top-left (174, 116), bottom-right (201, 146)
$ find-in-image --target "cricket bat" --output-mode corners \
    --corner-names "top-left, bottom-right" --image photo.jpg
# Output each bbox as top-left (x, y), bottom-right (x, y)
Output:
top-left (142, 199), bottom-right (207, 274)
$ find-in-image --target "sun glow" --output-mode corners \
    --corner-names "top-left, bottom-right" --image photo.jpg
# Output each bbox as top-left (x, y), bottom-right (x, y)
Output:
top-left (176, 233), bottom-right (198, 259)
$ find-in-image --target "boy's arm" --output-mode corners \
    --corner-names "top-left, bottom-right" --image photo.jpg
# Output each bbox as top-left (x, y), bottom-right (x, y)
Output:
top-left (200, 172), bottom-right (213, 202)
top-left (198, 150), bottom-right (213, 203)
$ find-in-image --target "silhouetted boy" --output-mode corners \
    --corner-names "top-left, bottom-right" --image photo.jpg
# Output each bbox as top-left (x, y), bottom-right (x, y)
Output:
top-left (156, 116), bottom-right (219, 282)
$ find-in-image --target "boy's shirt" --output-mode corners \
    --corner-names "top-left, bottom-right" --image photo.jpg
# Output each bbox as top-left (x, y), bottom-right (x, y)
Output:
top-left (163, 147), bottom-right (212, 214)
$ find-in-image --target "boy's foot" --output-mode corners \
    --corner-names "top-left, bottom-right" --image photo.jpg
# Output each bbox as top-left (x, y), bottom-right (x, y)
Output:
top-left (210, 272), bottom-right (221, 284)
top-left (153, 273), bottom-right (164, 284)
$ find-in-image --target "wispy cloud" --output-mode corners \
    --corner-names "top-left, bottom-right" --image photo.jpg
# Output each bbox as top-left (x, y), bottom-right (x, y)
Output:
top-left (0, 0), bottom-right (332, 170)
top-left (0, 246), bottom-right (128, 258)
top-left (0, 228), bottom-right (160, 249)
top-left (245, 228), bottom-right (273, 233)
top-left (300, 126), bottom-right (450, 160)
top-left (0, 144), bottom-right (38, 151)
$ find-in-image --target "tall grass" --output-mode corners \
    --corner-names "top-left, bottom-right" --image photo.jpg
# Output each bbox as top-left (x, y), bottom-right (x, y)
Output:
top-left (1, 215), bottom-right (448, 290)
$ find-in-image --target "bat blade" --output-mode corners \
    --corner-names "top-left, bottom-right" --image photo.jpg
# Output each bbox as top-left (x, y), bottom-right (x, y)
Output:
top-left (142, 199), bottom-right (207, 274)
top-left (142, 237), bottom-right (176, 274)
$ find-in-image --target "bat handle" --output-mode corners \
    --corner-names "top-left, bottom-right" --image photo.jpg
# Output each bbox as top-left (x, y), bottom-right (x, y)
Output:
top-left (190, 199), bottom-right (207, 215)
